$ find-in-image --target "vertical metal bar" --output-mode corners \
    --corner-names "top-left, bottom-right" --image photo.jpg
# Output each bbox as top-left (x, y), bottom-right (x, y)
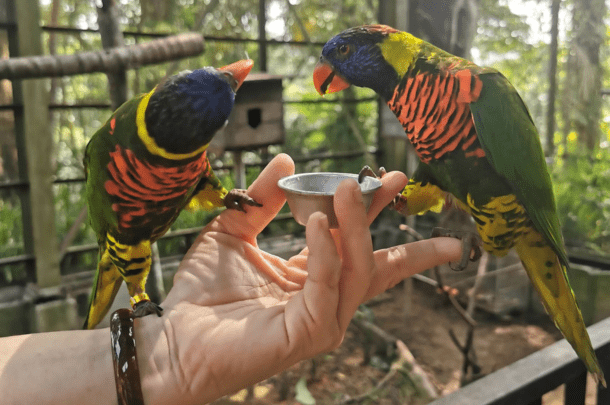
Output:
top-left (258, 0), bottom-right (267, 72)
top-left (564, 371), bottom-right (587, 405)
top-left (11, 0), bottom-right (60, 288)
top-left (233, 151), bottom-right (246, 190)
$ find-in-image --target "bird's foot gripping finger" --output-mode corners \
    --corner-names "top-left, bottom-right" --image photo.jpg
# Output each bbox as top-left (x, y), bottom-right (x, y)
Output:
top-left (358, 165), bottom-right (406, 212)
top-left (223, 189), bottom-right (263, 212)
top-left (131, 293), bottom-right (163, 318)
top-left (357, 165), bottom-right (387, 183)
top-left (431, 227), bottom-right (482, 271)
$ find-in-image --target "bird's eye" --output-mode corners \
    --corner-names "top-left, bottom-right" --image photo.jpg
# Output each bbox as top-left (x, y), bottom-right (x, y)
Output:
top-left (338, 44), bottom-right (350, 55)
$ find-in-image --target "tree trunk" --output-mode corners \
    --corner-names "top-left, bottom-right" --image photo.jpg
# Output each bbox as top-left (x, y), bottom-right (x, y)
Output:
top-left (47, 0), bottom-right (61, 107)
top-left (567, 0), bottom-right (605, 151)
top-left (408, 0), bottom-right (478, 58)
top-left (545, 0), bottom-right (560, 158)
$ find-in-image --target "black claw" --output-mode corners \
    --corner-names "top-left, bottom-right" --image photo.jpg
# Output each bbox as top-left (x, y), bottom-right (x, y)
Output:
top-left (358, 165), bottom-right (377, 183)
top-left (132, 300), bottom-right (163, 318)
top-left (431, 227), bottom-right (482, 271)
top-left (224, 189), bottom-right (262, 212)
top-left (357, 165), bottom-right (405, 212)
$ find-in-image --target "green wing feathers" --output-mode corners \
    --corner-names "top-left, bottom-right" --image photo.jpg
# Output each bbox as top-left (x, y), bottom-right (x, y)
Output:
top-left (469, 72), bottom-right (569, 267)
top-left (470, 71), bottom-right (604, 384)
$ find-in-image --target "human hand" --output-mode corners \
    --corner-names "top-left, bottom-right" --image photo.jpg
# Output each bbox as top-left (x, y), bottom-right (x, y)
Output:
top-left (135, 153), bottom-right (463, 405)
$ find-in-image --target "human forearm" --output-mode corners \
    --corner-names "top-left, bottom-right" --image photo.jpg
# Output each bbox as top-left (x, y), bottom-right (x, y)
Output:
top-left (0, 328), bottom-right (116, 405)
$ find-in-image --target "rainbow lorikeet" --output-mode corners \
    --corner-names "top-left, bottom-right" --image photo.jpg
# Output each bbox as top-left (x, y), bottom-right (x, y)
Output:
top-left (83, 59), bottom-right (261, 330)
top-left (313, 25), bottom-right (605, 385)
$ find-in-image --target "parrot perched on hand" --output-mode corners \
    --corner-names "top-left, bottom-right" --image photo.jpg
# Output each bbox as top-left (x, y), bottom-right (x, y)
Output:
top-left (83, 59), bottom-right (261, 330)
top-left (313, 25), bottom-right (605, 385)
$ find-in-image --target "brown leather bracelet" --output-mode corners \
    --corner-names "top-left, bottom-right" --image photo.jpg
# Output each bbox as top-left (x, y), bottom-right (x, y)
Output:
top-left (110, 308), bottom-right (145, 405)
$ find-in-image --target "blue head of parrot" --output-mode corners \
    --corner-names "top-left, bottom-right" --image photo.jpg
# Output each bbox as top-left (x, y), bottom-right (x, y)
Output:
top-left (313, 25), bottom-right (401, 101)
top-left (145, 60), bottom-right (253, 155)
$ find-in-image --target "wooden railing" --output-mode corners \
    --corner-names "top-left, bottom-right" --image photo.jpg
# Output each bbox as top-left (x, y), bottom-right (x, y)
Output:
top-left (429, 316), bottom-right (610, 405)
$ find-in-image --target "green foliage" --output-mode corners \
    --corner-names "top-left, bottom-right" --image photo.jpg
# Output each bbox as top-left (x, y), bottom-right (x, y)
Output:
top-left (0, 194), bottom-right (23, 258)
top-left (552, 139), bottom-right (610, 252)
top-left (295, 377), bottom-right (316, 405)
top-left (53, 183), bottom-right (97, 247)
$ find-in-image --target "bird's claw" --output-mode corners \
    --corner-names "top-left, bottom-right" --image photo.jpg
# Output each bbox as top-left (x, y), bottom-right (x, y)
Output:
top-left (358, 165), bottom-right (382, 183)
top-left (357, 165), bottom-right (389, 183)
top-left (358, 165), bottom-right (405, 212)
top-left (132, 300), bottom-right (163, 318)
top-left (431, 227), bottom-right (482, 271)
top-left (224, 189), bottom-right (262, 213)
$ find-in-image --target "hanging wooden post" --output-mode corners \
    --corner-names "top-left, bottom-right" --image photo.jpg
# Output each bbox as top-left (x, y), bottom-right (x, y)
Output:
top-left (11, 0), bottom-right (60, 289)
top-left (545, 0), bottom-right (560, 158)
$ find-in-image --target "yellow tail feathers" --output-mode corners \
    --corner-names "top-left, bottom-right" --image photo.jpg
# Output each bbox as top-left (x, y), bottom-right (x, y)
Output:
top-left (83, 250), bottom-right (122, 329)
top-left (83, 236), bottom-right (153, 330)
top-left (515, 231), bottom-right (606, 386)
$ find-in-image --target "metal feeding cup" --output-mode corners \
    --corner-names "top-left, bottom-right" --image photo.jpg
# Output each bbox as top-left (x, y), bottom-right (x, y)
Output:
top-left (277, 172), bottom-right (382, 229)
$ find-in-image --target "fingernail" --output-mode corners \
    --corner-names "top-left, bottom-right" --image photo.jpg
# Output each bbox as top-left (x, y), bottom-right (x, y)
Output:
top-left (352, 182), bottom-right (364, 204)
top-left (318, 213), bottom-right (329, 229)
top-left (308, 212), bottom-right (328, 230)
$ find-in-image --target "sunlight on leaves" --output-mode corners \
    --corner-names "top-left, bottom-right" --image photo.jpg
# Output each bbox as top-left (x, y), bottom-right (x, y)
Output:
top-left (295, 377), bottom-right (316, 405)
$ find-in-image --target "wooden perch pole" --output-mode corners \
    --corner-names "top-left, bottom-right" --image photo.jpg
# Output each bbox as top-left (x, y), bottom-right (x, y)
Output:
top-left (0, 33), bottom-right (204, 80)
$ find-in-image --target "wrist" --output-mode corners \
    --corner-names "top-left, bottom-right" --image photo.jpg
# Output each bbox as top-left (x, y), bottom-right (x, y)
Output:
top-left (132, 314), bottom-right (174, 405)
top-left (134, 308), bottom-right (229, 405)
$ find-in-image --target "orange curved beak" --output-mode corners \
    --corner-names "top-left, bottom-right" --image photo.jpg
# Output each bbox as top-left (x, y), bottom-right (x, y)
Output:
top-left (219, 59), bottom-right (254, 91)
top-left (313, 58), bottom-right (351, 96)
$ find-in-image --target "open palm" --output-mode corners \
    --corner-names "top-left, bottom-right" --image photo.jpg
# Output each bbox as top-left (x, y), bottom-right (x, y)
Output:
top-left (134, 154), bottom-right (462, 405)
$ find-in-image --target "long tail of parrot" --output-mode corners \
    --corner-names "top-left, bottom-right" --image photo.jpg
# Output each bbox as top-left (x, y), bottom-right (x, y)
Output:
top-left (83, 247), bottom-right (123, 329)
top-left (515, 230), bottom-right (605, 386)
top-left (83, 235), bottom-right (153, 329)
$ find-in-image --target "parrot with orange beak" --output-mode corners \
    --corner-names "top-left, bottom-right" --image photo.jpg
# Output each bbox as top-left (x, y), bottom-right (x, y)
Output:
top-left (83, 60), bottom-right (261, 329)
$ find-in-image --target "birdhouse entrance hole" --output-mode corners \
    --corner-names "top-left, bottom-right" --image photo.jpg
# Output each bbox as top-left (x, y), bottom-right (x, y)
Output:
top-left (247, 108), bottom-right (262, 129)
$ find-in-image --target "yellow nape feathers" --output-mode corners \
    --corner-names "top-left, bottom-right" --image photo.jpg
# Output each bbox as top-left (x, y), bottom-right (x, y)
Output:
top-left (378, 31), bottom-right (423, 78)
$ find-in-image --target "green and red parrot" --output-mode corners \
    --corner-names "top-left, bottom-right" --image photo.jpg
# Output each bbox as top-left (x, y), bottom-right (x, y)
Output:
top-left (313, 25), bottom-right (605, 385)
top-left (83, 59), bottom-right (261, 330)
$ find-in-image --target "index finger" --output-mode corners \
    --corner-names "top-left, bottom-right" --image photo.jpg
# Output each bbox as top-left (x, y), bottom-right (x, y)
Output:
top-left (213, 153), bottom-right (295, 243)
top-left (366, 171), bottom-right (408, 224)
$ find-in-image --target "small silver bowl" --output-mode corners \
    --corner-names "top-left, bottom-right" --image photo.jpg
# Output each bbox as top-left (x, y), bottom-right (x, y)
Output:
top-left (278, 172), bottom-right (382, 228)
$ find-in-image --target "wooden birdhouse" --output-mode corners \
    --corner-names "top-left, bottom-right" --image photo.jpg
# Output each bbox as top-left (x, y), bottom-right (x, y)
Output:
top-left (211, 73), bottom-right (284, 152)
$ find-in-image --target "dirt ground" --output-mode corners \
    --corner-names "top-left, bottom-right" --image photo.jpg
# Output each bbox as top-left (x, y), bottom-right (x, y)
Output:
top-left (212, 280), bottom-right (592, 405)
